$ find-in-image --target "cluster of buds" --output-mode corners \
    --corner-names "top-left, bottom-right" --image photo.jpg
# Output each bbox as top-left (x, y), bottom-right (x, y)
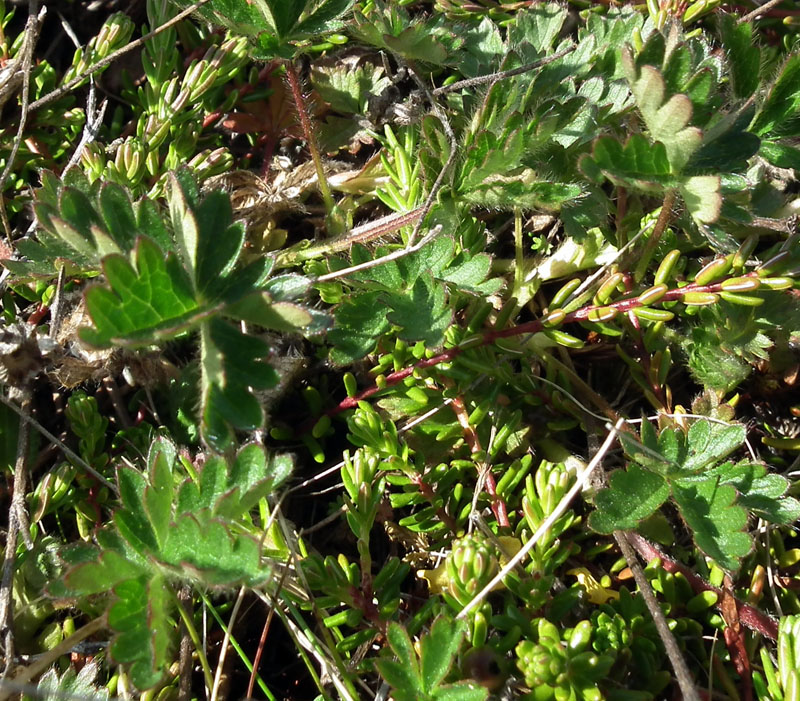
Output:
top-left (516, 619), bottom-right (614, 701)
top-left (62, 13), bottom-right (135, 87)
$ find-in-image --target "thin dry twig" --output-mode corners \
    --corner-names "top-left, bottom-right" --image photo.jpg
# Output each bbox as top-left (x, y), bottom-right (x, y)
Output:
top-left (432, 44), bottom-right (577, 96)
top-left (614, 530), bottom-right (701, 701)
top-left (0, 389), bottom-right (32, 677)
top-left (0, 0), bottom-right (44, 238)
top-left (177, 588), bottom-right (193, 701)
top-left (314, 224), bottom-right (442, 283)
top-left (0, 393), bottom-right (116, 491)
top-left (0, 616), bottom-right (106, 701)
top-left (457, 419), bottom-right (625, 618)
top-left (209, 586), bottom-right (246, 701)
top-left (626, 531), bottom-right (780, 640)
top-left (738, 0), bottom-right (788, 23)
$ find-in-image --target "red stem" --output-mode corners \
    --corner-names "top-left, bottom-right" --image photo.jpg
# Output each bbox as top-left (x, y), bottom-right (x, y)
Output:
top-left (449, 394), bottom-right (510, 528)
top-left (327, 273), bottom-right (768, 418)
top-left (626, 531), bottom-right (779, 640)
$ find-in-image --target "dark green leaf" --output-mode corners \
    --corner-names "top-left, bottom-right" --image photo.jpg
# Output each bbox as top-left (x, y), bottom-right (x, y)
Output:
top-left (759, 141), bottom-right (800, 170)
top-left (107, 575), bottom-right (171, 690)
top-left (99, 183), bottom-right (138, 252)
top-left (294, 0), bottom-right (355, 36)
top-left (672, 478), bottom-right (751, 571)
top-left (681, 420), bottom-right (745, 473)
top-left (507, 4), bottom-right (568, 55)
top-left (752, 53), bottom-right (800, 137)
top-left (463, 178), bottom-right (582, 211)
top-left (388, 275), bottom-right (452, 347)
top-left (588, 464), bottom-right (670, 533)
top-left (328, 290), bottom-right (390, 365)
top-left (80, 237), bottom-right (200, 348)
top-left (580, 135), bottom-right (675, 193)
top-left (717, 13), bottom-right (760, 100)
top-left (420, 617), bottom-right (467, 691)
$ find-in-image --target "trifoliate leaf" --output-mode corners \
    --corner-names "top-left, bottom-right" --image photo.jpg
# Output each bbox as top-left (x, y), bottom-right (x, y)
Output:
top-left (588, 464), bottom-right (670, 533)
top-left (622, 48), bottom-right (702, 172)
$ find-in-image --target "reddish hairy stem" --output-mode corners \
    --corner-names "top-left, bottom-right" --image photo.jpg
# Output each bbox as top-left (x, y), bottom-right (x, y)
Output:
top-left (283, 60), bottom-right (335, 213)
top-left (327, 273), bottom-right (765, 418)
top-left (626, 531), bottom-right (779, 640)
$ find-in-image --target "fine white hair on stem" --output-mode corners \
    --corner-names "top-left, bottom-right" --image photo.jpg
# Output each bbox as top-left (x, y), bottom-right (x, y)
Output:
top-left (457, 418), bottom-right (625, 619)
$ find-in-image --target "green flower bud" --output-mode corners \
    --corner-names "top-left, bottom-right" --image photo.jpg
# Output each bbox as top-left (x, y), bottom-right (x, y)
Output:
top-left (446, 534), bottom-right (500, 605)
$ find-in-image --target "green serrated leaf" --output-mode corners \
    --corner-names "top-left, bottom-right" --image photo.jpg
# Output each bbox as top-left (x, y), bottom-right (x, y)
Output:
top-left (507, 4), bottom-right (568, 55)
top-left (717, 13), bottom-right (760, 101)
top-left (421, 616), bottom-right (468, 691)
top-left (311, 61), bottom-right (390, 114)
top-left (588, 464), bottom-right (670, 533)
top-left (681, 420), bottom-right (745, 473)
top-left (581, 134), bottom-right (675, 193)
top-left (294, 0), bottom-right (355, 36)
top-left (378, 622), bottom-right (423, 698)
top-left (388, 274), bottom-right (452, 347)
top-left (116, 466), bottom-right (159, 554)
top-left (98, 183), bottom-right (139, 252)
top-left (107, 574), bottom-right (171, 690)
top-left (227, 293), bottom-right (314, 332)
top-left (64, 548), bottom-right (147, 595)
top-left (686, 337), bottom-right (751, 391)
top-left (144, 451), bottom-right (173, 548)
top-left (328, 290), bottom-right (391, 364)
top-left (24, 662), bottom-right (110, 701)
top-left (194, 192), bottom-right (246, 299)
top-left (622, 48), bottom-right (702, 172)
top-left (80, 237), bottom-right (202, 348)
top-left (672, 477), bottom-right (751, 571)
top-left (200, 318), bottom-right (278, 451)
top-left (752, 53), bottom-right (800, 138)
top-left (162, 514), bottom-right (270, 585)
top-left (710, 461), bottom-right (800, 525)
top-left (463, 178), bottom-right (582, 211)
